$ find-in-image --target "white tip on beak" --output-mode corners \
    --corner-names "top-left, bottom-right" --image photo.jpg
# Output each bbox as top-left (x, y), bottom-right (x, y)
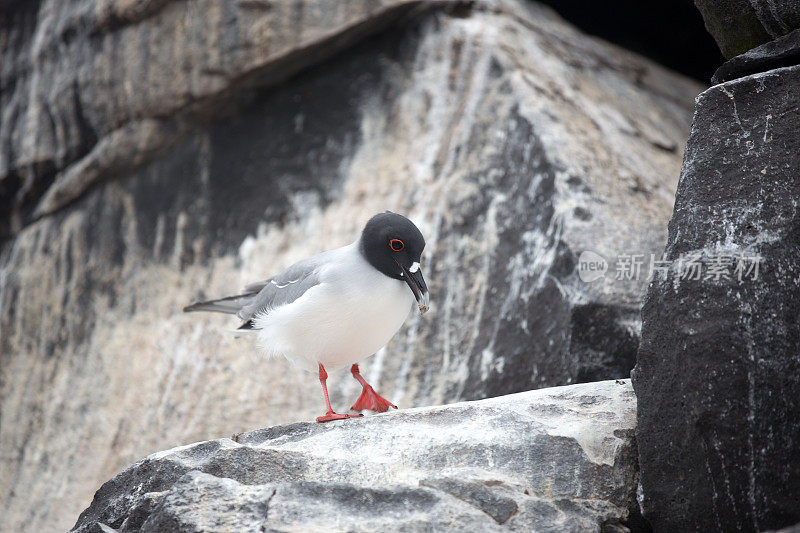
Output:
top-left (418, 291), bottom-right (430, 314)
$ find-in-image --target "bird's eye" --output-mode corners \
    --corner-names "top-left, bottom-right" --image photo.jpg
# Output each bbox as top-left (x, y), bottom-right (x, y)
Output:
top-left (389, 239), bottom-right (405, 252)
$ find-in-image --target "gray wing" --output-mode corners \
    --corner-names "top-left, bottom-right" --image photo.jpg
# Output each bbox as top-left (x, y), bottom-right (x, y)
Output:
top-left (236, 258), bottom-right (323, 321)
top-left (183, 291), bottom-right (260, 314)
top-left (243, 280), bottom-right (270, 293)
top-left (184, 250), bottom-right (333, 325)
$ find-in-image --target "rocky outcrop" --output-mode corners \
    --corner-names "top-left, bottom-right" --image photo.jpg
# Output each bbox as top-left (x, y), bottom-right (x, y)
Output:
top-left (631, 5), bottom-right (800, 530)
top-left (712, 28), bottom-right (800, 83)
top-left (0, 0), bottom-right (700, 530)
top-left (71, 379), bottom-right (638, 532)
top-left (633, 62), bottom-right (800, 530)
top-left (0, 0), bottom-right (431, 238)
top-left (694, 0), bottom-right (800, 58)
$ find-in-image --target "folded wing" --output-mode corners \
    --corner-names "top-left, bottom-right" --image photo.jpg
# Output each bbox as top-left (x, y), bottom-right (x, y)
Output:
top-left (183, 255), bottom-right (325, 330)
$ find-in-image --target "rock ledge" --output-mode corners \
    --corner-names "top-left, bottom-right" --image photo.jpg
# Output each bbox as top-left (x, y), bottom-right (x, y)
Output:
top-left (72, 379), bottom-right (638, 532)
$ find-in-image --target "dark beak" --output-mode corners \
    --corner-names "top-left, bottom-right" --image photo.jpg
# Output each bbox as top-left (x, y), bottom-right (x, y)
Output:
top-left (396, 261), bottom-right (430, 314)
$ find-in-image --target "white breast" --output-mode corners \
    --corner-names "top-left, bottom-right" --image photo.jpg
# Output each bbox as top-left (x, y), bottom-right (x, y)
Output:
top-left (253, 245), bottom-right (414, 372)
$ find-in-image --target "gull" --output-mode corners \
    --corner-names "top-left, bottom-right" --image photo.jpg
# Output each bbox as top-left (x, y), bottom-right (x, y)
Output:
top-left (184, 211), bottom-right (429, 422)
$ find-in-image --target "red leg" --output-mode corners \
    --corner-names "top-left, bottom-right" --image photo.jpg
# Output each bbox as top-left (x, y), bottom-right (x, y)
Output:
top-left (350, 364), bottom-right (398, 412)
top-left (316, 363), bottom-right (361, 423)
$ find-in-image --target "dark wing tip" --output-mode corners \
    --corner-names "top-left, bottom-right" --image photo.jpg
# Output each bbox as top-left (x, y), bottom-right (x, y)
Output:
top-left (181, 293), bottom-right (255, 315)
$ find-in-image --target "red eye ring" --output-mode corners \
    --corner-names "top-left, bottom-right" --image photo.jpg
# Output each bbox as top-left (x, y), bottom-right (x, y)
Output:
top-left (389, 239), bottom-right (405, 252)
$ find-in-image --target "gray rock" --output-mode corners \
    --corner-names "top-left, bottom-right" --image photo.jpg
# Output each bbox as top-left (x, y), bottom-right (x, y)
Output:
top-left (0, 0), bottom-right (430, 238)
top-left (0, 1), bottom-right (700, 530)
top-left (712, 28), bottom-right (800, 84)
top-left (768, 524), bottom-right (800, 533)
top-left (70, 379), bottom-right (638, 532)
top-left (633, 64), bottom-right (800, 530)
top-left (694, 0), bottom-right (800, 58)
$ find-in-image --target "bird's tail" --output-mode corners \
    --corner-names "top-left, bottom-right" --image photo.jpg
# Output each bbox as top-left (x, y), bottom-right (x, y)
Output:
top-left (183, 293), bottom-right (254, 315)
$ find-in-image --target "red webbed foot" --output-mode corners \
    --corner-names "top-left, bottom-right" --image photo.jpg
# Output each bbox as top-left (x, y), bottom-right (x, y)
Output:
top-left (351, 386), bottom-right (398, 412)
top-left (350, 364), bottom-right (398, 413)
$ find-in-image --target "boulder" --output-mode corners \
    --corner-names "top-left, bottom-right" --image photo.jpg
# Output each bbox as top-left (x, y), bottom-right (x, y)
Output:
top-left (633, 64), bottom-right (800, 530)
top-left (712, 28), bottom-right (800, 84)
top-left (694, 0), bottom-right (800, 58)
top-left (0, 0), bottom-right (700, 530)
top-left (71, 379), bottom-right (639, 532)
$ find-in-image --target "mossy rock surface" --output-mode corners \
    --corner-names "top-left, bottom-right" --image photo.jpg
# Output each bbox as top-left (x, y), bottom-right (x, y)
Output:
top-left (695, 0), bottom-right (800, 58)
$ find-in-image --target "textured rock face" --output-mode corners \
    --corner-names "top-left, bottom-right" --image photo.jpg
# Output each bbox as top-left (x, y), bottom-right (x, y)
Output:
top-left (0, 1), bottom-right (700, 530)
top-left (712, 28), bottom-right (800, 84)
top-left (633, 64), bottom-right (800, 531)
top-left (0, 0), bottom-right (427, 238)
top-left (694, 0), bottom-right (800, 58)
top-left (71, 380), bottom-right (638, 532)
